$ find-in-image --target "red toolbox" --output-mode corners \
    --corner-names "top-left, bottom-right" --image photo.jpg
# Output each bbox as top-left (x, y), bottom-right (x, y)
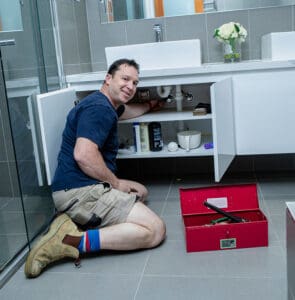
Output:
top-left (179, 183), bottom-right (268, 252)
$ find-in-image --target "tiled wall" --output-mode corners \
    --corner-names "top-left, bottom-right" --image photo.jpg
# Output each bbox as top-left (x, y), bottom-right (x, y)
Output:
top-left (84, 2), bottom-right (295, 72)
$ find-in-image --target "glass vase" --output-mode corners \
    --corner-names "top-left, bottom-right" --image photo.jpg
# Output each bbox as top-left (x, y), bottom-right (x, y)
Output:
top-left (223, 40), bottom-right (241, 63)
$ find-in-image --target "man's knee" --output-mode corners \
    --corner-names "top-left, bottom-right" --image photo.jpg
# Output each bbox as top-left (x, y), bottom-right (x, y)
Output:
top-left (126, 202), bottom-right (166, 247)
top-left (147, 217), bottom-right (166, 248)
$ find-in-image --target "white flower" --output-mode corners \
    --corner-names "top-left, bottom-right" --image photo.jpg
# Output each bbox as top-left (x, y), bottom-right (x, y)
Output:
top-left (214, 22), bottom-right (247, 44)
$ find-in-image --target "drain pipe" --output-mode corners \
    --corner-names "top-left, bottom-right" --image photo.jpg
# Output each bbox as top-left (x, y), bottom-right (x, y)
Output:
top-left (156, 85), bottom-right (172, 98)
top-left (174, 85), bottom-right (185, 131)
top-left (175, 84), bottom-right (183, 112)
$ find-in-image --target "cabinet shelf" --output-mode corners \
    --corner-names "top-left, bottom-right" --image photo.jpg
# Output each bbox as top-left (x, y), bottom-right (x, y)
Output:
top-left (119, 108), bottom-right (212, 123)
top-left (117, 135), bottom-right (213, 159)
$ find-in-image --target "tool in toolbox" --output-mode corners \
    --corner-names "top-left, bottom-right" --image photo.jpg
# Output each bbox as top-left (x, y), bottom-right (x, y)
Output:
top-left (203, 201), bottom-right (247, 223)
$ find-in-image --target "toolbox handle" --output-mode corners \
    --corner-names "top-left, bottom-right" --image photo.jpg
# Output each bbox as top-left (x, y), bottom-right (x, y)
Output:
top-left (203, 201), bottom-right (247, 223)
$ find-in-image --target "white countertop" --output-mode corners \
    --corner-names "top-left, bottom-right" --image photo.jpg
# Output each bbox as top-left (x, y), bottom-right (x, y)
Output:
top-left (5, 59), bottom-right (295, 98)
top-left (66, 59), bottom-right (295, 91)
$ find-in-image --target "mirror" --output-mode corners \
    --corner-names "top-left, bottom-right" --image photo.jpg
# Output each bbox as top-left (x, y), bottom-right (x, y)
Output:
top-left (99, 0), bottom-right (295, 23)
top-left (0, 0), bottom-right (23, 32)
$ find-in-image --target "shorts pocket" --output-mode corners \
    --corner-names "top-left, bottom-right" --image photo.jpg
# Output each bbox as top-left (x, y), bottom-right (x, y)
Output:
top-left (69, 185), bottom-right (105, 225)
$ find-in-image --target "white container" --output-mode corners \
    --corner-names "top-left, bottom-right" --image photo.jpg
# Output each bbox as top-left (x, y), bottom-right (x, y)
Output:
top-left (261, 32), bottom-right (295, 61)
top-left (177, 130), bottom-right (201, 152)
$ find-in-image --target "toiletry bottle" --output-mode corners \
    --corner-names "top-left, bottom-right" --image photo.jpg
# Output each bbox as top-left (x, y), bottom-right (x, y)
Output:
top-left (148, 122), bottom-right (163, 151)
top-left (133, 122), bottom-right (141, 153)
top-left (140, 122), bottom-right (150, 152)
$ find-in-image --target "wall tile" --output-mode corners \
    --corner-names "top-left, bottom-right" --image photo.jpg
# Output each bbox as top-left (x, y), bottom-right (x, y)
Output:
top-left (165, 14), bottom-right (208, 63)
top-left (0, 91), bottom-right (15, 162)
top-left (40, 28), bottom-right (58, 68)
top-left (89, 22), bottom-right (127, 69)
top-left (86, 0), bottom-right (101, 24)
top-left (63, 64), bottom-right (83, 75)
top-left (60, 28), bottom-right (80, 65)
top-left (248, 6), bottom-right (293, 60)
top-left (57, 1), bottom-right (80, 66)
top-left (1, 31), bottom-right (37, 76)
top-left (8, 162), bottom-right (21, 198)
top-left (79, 63), bottom-right (92, 73)
top-left (37, 0), bottom-right (53, 29)
top-left (74, 0), bottom-right (92, 65)
top-left (57, 0), bottom-right (76, 31)
top-left (206, 10), bottom-right (249, 62)
top-left (125, 18), bottom-right (165, 44)
top-left (0, 108), bottom-right (8, 161)
top-left (0, 163), bottom-right (13, 197)
top-left (92, 62), bottom-right (108, 72)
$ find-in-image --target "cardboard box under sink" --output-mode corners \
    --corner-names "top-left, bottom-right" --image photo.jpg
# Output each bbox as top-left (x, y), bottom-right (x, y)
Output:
top-left (179, 183), bottom-right (268, 252)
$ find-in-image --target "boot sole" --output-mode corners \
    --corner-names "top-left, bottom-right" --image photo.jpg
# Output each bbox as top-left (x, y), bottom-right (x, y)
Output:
top-left (24, 214), bottom-right (70, 278)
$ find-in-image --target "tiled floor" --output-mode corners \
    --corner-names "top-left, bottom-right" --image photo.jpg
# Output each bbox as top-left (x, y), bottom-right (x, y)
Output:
top-left (1, 172), bottom-right (293, 300)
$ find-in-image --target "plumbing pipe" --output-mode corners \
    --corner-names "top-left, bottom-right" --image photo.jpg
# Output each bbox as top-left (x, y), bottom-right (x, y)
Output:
top-left (156, 85), bottom-right (172, 98)
top-left (175, 84), bottom-right (183, 112)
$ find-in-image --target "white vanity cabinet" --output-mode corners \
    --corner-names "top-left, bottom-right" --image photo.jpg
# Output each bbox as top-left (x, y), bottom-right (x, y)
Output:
top-left (33, 61), bottom-right (295, 186)
top-left (232, 70), bottom-right (295, 155)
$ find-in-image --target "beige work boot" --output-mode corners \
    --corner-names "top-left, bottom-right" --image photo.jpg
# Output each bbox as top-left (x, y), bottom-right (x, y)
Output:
top-left (25, 213), bottom-right (83, 278)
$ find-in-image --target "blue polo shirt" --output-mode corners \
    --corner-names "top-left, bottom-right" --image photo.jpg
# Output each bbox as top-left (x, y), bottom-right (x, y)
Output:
top-left (51, 91), bottom-right (119, 192)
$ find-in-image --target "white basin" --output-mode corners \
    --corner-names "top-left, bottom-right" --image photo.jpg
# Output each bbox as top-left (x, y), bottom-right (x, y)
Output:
top-left (105, 39), bottom-right (201, 70)
top-left (261, 31), bottom-right (295, 61)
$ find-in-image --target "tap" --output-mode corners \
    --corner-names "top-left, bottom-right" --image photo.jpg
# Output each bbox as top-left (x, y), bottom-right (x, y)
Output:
top-left (153, 24), bottom-right (162, 42)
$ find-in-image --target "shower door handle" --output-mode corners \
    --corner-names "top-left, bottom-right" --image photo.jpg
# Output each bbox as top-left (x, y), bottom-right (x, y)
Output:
top-left (0, 39), bottom-right (16, 47)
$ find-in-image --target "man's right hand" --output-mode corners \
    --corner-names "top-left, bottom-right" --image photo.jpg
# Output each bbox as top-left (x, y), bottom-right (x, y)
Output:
top-left (116, 179), bottom-right (138, 194)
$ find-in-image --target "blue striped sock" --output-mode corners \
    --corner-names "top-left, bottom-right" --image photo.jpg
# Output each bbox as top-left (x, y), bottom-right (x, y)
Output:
top-left (77, 229), bottom-right (100, 253)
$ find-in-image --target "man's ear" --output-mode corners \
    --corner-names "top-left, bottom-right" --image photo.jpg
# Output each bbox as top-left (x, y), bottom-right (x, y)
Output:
top-left (105, 74), bottom-right (112, 85)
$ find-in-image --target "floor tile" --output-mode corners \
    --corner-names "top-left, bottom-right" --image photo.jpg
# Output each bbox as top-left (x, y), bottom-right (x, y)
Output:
top-left (136, 276), bottom-right (286, 300)
top-left (258, 179), bottom-right (295, 197)
top-left (1, 271), bottom-right (140, 300)
top-left (145, 240), bottom-right (286, 279)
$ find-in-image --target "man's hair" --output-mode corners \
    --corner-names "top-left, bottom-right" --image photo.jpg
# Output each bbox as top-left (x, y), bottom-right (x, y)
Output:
top-left (107, 58), bottom-right (140, 76)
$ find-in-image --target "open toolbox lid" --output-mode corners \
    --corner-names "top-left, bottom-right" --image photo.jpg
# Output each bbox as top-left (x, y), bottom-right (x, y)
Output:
top-left (179, 183), bottom-right (260, 216)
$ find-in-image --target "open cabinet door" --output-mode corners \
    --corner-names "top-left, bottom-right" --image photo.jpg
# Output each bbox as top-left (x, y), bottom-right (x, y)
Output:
top-left (36, 88), bottom-right (76, 185)
top-left (210, 77), bottom-right (236, 182)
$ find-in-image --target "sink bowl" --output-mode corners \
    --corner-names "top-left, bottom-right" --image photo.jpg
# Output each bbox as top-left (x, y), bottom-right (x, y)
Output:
top-left (261, 31), bottom-right (295, 61)
top-left (105, 39), bottom-right (201, 70)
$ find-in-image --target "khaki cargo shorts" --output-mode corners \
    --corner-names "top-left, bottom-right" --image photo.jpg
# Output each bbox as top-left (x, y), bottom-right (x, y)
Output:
top-left (52, 183), bottom-right (137, 228)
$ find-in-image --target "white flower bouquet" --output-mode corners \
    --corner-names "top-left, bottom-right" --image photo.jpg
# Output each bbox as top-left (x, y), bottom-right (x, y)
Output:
top-left (214, 22), bottom-right (247, 62)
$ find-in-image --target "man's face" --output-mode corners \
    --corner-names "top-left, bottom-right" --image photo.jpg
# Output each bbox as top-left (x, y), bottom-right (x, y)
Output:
top-left (105, 64), bottom-right (139, 107)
